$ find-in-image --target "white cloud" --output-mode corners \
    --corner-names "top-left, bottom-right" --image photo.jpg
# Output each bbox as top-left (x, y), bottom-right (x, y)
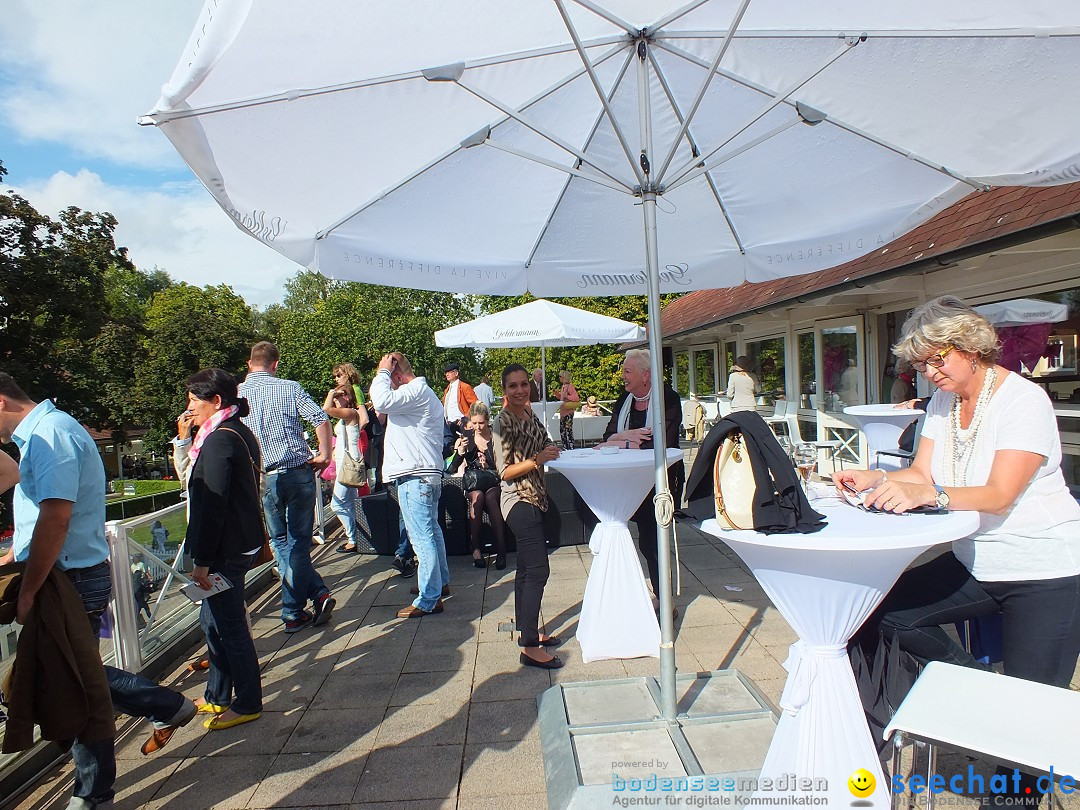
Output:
top-left (12, 170), bottom-right (299, 309)
top-left (0, 1), bottom-right (203, 170)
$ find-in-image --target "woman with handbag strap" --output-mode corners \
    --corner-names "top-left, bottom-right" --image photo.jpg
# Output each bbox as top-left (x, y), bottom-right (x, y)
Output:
top-left (554, 370), bottom-right (581, 450)
top-left (181, 368), bottom-right (264, 730)
top-left (324, 369), bottom-right (370, 553)
top-left (447, 402), bottom-right (507, 570)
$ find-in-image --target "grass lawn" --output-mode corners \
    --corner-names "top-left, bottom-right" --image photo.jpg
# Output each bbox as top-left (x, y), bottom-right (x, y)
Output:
top-left (127, 508), bottom-right (188, 553)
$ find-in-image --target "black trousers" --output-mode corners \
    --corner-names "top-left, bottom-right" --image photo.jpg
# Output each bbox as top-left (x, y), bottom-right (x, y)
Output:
top-left (506, 502), bottom-right (550, 648)
top-left (630, 461), bottom-right (685, 595)
top-left (852, 551), bottom-right (1080, 803)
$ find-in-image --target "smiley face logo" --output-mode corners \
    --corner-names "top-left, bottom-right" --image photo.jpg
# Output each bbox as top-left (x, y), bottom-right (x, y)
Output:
top-left (848, 769), bottom-right (876, 798)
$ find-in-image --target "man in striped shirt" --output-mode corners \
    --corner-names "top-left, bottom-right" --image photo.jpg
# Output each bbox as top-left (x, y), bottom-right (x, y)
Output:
top-left (239, 341), bottom-right (335, 633)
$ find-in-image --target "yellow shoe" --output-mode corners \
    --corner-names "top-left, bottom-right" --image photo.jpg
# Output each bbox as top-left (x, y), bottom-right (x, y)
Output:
top-left (204, 712), bottom-right (261, 730)
top-left (196, 702), bottom-right (229, 715)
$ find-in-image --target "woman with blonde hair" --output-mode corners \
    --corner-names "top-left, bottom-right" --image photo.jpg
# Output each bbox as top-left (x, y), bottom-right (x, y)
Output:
top-left (836, 296), bottom-right (1080, 795)
top-left (447, 401), bottom-right (507, 569)
top-left (325, 371), bottom-right (369, 553)
top-left (554, 369), bottom-right (580, 449)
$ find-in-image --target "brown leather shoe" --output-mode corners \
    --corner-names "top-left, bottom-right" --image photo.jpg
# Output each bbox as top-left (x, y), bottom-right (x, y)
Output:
top-left (396, 600), bottom-right (444, 619)
top-left (408, 584), bottom-right (450, 597)
top-left (141, 700), bottom-right (196, 755)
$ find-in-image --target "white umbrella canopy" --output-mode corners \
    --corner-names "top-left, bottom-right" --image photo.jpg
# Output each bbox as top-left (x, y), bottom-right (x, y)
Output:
top-left (141, 2), bottom-right (1080, 296)
top-left (975, 298), bottom-right (1069, 328)
top-left (434, 299), bottom-right (645, 348)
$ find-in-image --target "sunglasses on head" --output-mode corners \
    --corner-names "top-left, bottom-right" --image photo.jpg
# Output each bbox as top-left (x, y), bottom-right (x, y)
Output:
top-left (911, 345), bottom-right (955, 373)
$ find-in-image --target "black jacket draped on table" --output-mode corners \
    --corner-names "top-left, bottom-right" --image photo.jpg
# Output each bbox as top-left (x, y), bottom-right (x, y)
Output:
top-left (685, 411), bottom-right (825, 534)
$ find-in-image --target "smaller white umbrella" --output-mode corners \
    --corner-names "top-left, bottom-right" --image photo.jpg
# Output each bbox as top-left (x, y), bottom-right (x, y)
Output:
top-left (975, 298), bottom-right (1069, 328)
top-left (435, 299), bottom-right (646, 414)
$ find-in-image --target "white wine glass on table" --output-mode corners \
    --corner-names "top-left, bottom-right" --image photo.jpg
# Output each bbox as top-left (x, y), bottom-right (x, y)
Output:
top-left (793, 444), bottom-right (817, 493)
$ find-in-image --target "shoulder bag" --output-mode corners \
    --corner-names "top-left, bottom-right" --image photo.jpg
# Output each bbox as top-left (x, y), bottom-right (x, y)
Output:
top-left (713, 430), bottom-right (756, 530)
top-left (336, 442), bottom-right (367, 488)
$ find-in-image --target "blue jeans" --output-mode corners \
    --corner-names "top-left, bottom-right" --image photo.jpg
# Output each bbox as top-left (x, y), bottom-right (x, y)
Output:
top-left (395, 516), bottom-right (412, 559)
top-left (331, 482), bottom-right (359, 545)
top-left (201, 556), bottom-right (262, 714)
top-left (67, 562), bottom-right (187, 803)
top-left (262, 466), bottom-right (328, 621)
top-left (396, 475), bottom-right (449, 611)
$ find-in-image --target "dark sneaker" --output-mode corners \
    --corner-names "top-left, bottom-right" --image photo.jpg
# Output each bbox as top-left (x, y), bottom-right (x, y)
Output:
top-left (391, 555), bottom-right (407, 574)
top-left (312, 593), bottom-right (336, 627)
top-left (400, 557), bottom-right (417, 578)
top-left (283, 611), bottom-right (312, 633)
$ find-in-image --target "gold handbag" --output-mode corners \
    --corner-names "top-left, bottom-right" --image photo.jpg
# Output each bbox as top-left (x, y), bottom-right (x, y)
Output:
top-left (713, 431), bottom-right (756, 530)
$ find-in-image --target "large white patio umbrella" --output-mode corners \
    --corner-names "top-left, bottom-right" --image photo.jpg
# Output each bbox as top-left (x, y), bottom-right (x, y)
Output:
top-left (435, 298), bottom-right (645, 413)
top-left (142, 0), bottom-right (1080, 768)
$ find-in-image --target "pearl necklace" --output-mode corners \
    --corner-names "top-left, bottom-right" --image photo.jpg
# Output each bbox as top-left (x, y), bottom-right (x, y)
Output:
top-left (632, 389), bottom-right (651, 403)
top-left (944, 365), bottom-right (997, 486)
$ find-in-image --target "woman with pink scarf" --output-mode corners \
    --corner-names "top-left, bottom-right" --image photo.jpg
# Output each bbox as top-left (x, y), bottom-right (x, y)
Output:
top-left (179, 368), bottom-right (264, 731)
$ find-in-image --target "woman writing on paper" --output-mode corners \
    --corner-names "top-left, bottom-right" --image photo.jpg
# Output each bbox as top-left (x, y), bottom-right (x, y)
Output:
top-left (834, 297), bottom-right (1080, 796)
top-left (180, 368), bottom-right (264, 731)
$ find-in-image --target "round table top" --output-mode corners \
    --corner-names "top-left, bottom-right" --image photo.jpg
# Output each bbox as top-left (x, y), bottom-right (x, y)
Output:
top-left (547, 446), bottom-right (683, 471)
top-left (843, 404), bottom-right (923, 419)
top-left (699, 507), bottom-right (979, 552)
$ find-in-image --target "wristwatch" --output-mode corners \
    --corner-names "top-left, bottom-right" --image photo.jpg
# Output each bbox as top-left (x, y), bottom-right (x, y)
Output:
top-left (933, 484), bottom-right (950, 510)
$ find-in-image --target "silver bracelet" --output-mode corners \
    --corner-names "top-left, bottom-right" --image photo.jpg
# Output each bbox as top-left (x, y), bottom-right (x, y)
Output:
top-left (877, 469), bottom-right (888, 485)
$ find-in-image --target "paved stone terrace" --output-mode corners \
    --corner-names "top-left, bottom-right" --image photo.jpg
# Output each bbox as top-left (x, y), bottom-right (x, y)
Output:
top-left (15, 480), bottom-right (1080, 809)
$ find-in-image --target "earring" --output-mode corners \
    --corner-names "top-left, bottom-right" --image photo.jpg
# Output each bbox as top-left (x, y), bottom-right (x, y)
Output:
top-left (971, 359), bottom-right (977, 372)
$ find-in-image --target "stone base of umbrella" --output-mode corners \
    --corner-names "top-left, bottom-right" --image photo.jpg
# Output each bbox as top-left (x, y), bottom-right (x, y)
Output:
top-left (538, 670), bottom-right (776, 809)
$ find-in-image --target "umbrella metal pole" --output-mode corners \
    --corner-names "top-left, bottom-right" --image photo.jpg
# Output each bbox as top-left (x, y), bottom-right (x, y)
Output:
top-left (636, 37), bottom-right (678, 723)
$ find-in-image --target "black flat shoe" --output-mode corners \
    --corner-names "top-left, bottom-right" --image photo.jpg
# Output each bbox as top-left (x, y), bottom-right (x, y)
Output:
top-left (539, 636), bottom-right (562, 648)
top-left (472, 555), bottom-right (486, 568)
top-left (495, 555), bottom-right (507, 570)
top-left (336, 543), bottom-right (358, 554)
top-left (519, 651), bottom-right (564, 670)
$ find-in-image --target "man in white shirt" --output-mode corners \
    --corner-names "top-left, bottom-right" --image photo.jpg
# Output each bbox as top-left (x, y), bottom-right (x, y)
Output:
top-left (473, 375), bottom-right (495, 409)
top-left (371, 353), bottom-right (450, 617)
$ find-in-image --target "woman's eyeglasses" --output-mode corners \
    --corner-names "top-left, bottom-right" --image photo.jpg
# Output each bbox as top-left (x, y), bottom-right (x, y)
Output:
top-left (911, 346), bottom-right (955, 373)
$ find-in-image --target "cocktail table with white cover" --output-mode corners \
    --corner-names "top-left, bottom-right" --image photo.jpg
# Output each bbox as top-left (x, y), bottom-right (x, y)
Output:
top-left (547, 447), bottom-right (683, 663)
top-left (843, 404), bottom-right (924, 471)
top-left (699, 507), bottom-right (978, 808)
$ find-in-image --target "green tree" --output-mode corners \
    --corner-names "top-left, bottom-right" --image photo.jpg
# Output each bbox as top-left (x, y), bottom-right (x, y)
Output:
top-left (134, 283), bottom-right (257, 450)
top-left (274, 278), bottom-right (478, 400)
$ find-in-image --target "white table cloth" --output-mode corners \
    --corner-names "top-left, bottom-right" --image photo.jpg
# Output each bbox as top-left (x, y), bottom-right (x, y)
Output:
top-left (843, 405), bottom-right (923, 471)
top-left (548, 447), bottom-right (683, 663)
top-left (700, 506), bottom-right (979, 808)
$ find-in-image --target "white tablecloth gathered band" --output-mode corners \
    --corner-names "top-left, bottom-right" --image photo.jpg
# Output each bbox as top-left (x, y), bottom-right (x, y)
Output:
top-left (547, 447), bottom-right (684, 663)
top-left (843, 404), bottom-right (924, 471)
top-left (699, 507), bottom-right (979, 808)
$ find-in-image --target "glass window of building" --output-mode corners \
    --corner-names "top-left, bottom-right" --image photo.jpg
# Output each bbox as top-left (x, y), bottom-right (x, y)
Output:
top-left (746, 337), bottom-right (786, 405)
top-left (796, 331), bottom-right (816, 409)
top-left (693, 348), bottom-right (717, 397)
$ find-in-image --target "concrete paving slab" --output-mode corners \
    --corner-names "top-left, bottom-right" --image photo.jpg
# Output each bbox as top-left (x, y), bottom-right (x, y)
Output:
top-left (352, 744), bottom-right (464, 803)
top-left (282, 707), bottom-right (384, 754)
top-left (683, 717), bottom-right (777, 773)
top-left (247, 748), bottom-right (367, 808)
top-left (310, 672), bottom-right (398, 710)
top-left (563, 680), bottom-right (658, 725)
top-left (141, 752), bottom-right (276, 810)
top-left (574, 729), bottom-right (685, 785)
top-left (375, 701), bottom-right (468, 748)
top-left (459, 735), bottom-right (548, 798)
top-left (465, 698), bottom-right (538, 744)
top-left (190, 709), bottom-right (303, 758)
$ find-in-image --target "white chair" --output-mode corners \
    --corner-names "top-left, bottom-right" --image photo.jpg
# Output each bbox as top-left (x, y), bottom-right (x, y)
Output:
top-left (884, 661), bottom-right (1080, 810)
top-left (716, 398), bottom-right (733, 419)
top-left (784, 406), bottom-right (843, 473)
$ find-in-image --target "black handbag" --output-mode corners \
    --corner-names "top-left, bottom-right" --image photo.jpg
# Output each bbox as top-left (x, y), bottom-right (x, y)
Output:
top-left (462, 467), bottom-right (499, 493)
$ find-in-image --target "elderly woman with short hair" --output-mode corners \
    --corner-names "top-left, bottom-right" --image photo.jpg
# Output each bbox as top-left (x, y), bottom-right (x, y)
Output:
top-left (836, 296), bottom-right (1080, 800)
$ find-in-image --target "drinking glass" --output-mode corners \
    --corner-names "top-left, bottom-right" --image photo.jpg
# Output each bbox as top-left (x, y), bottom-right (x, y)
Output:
top-left (793, 444), bottom-right (817, 492)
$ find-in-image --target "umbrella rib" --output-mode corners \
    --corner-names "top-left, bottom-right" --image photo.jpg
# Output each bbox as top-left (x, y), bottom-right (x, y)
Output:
top-left (525, 51), bottom-right (637, 269)
top-left (645, 0), bottom-right (715, 36)
top-left (656, 40), bottom-right (990, 191)
top-left (139, 36), bottom-right (627, 125)
top-left (662, 28), bottom-right (1080, 39)
top-left (647, 49), bottom-right (746, 253)
top-left (482, 140), bottom-right (633, 194)
top-left (663, 38), bottom-right (858, 189)
top-left (569, 0), bottom-right (638, 36)
top-left (457, 80), bottom-right (633, 191)
top-left (654, 0), bottom-right (753, 184)
top-left (553, 0), bottom-right (645, 188)
top-left (663, 119), bottom-right (799, 193)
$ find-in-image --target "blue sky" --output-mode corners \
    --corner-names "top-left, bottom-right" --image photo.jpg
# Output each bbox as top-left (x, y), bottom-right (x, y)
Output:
top-left (0, 1), bottom-right (297, 308)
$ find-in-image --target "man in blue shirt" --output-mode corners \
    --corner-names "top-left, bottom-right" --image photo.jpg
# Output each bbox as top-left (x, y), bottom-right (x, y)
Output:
top-left (239, 341), bottom-right (335, 633)
top-left (0, 374), bottom-right (195, 809)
